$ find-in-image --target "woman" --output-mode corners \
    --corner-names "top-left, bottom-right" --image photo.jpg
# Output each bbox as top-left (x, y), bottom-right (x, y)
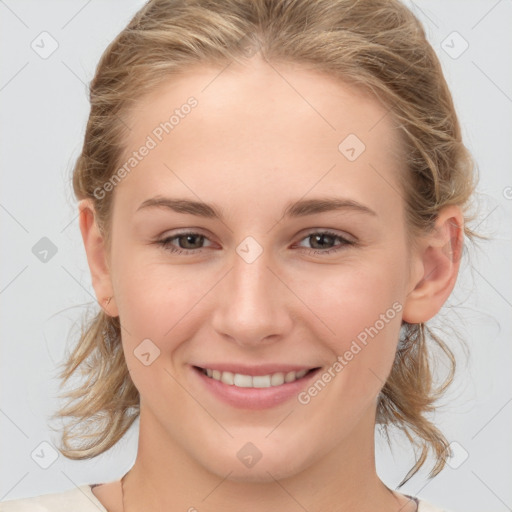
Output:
top-left (1, 0), bottom-right (478, 510)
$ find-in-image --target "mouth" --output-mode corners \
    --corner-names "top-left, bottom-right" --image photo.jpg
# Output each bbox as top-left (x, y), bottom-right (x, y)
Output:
top-left (191, 363), bottom-right (323, 409)
top-left (194, 365), bottom-right (321, 388)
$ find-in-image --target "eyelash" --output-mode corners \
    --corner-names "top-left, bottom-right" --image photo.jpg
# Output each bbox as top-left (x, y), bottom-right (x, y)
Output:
top-left (156, 230), bottom-right (355, 256)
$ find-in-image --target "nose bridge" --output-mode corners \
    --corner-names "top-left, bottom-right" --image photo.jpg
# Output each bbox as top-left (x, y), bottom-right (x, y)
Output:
top-left (211, 241), bottom-right (291, 344)
top-left (233, 246), bottom-right (272, 302)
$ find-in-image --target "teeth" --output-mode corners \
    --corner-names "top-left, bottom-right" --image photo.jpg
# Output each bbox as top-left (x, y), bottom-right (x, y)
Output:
top-left (202, 367), bottom-right (310, 388)
top-left (220, 371), bottom-right (234, 385)
top-left (234, 373), bottom-right (253, 387)
top-left (271, 372), bottom-right (285, 386)
top-left (285, 371), bottom-right (296, 383)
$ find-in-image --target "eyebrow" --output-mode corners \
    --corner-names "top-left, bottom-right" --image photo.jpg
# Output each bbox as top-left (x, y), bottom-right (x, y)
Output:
top-left (136, 196), bottom-right (377, 219)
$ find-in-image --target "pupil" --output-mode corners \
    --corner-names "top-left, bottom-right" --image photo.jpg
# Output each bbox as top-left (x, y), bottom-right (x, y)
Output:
top-left (312, 234), bottom-right (333, 249)
top-left (181, 234), bottom-right (202, 249)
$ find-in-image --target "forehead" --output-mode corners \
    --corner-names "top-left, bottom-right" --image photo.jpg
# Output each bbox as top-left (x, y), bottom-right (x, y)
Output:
top-left (116, 57), bottom-right (405, 214)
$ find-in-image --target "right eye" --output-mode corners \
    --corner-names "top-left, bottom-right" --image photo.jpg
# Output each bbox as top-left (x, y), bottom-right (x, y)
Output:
top-left (157, 231), bottom-right (214, 254)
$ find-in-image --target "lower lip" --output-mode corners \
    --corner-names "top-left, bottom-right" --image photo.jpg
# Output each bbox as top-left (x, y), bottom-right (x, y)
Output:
top-left (191, 365), bottom-right (321, 410)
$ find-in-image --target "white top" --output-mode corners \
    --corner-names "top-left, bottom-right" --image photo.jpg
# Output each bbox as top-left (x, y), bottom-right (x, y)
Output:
top-left (0, 482), bottom-right (453, 512)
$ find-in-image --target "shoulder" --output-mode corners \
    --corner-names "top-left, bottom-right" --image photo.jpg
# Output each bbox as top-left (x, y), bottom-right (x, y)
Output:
top-left (417, 498), bottom-right (455, 512)
top-left (0, 484), bottom-right (107, 512)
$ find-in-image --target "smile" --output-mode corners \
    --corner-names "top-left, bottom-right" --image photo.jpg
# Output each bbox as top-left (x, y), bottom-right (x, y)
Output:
top-left (191, 364), bottom-right (322, 410)
top-left (199, 367), bottom-right (317, 388)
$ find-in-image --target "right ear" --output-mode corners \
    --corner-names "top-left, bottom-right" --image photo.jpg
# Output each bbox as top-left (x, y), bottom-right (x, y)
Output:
top-left (78, 199), bottom-right (118, 317)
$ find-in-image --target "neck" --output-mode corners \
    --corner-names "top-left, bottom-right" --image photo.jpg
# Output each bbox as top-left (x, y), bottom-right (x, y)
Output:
top-left (121, 404), bottom-right (410, 512)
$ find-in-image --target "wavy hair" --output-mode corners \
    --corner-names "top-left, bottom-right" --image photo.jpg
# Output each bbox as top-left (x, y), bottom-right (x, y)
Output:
top-left (50, 0), bottom-right (479, 486)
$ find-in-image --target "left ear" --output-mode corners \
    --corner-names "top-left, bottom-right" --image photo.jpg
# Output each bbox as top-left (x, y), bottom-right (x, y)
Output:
top-left (402, 205), bottom-right (464, 324)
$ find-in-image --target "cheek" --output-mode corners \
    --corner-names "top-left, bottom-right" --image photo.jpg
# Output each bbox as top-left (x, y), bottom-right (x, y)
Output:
top-left (113, 265), bottom-right (204, 335)
top-left (110, 245), bottom-right (221, 360)
top-left (294, 258), bottom-right (405, 381)
top-left (300, 259), bottom-right (402, 330)
top-left (111, 258), bottom-right (208, 399)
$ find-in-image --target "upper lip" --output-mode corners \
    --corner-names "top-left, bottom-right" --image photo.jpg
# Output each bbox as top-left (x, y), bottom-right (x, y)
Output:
top-left (192, 363), bottom-right (320, 376)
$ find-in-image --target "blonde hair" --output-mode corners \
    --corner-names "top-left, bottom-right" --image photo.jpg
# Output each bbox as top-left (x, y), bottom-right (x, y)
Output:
top-left (51, 0), bottom-right (479, 486)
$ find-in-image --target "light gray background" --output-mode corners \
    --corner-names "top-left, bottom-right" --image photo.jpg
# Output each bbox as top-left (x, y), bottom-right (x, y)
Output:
top-left (1, 1), bottom-right (511, 511)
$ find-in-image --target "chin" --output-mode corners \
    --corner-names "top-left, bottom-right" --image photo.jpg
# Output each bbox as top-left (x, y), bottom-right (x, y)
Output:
top-left (200, 448), bottom-right (311, 484)
top-left (221, 464), bottom-right (303, 484)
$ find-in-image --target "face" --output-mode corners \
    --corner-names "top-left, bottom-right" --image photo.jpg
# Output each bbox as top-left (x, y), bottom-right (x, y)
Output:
top-left (95, 57), bottom-right (420, 481)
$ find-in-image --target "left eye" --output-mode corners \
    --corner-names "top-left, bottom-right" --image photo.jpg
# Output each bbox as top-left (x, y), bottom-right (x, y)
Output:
top-left (296, 231), bottom-right (354, 252)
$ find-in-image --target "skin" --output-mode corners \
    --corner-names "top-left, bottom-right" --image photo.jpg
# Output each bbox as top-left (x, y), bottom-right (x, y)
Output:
top-left (80, 55), bottom-right (463, 512)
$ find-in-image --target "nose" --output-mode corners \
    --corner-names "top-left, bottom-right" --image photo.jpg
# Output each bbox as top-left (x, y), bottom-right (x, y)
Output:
top-left (211, 244), bottom-right (293, 347)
